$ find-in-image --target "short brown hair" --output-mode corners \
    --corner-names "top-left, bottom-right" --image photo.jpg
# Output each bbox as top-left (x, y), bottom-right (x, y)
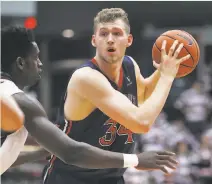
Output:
top-left (93, 8), bottom-right (130, 34)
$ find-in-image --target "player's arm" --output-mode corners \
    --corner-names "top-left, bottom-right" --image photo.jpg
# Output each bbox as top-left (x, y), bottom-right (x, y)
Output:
top-left (12, 92), bottom-right (126, 169)
top-left (66, 40), bottom-right (190, 133)
top-left (131, 58), bottom-right (161, 102)
top-left (66, 68), bottom-right (172, 133)
top-left (144, 70), bottom-right (160, 99)
top-left (129, 57), bottom-right (161, 107)
top-left (11, 147), bottom-right (50, 167)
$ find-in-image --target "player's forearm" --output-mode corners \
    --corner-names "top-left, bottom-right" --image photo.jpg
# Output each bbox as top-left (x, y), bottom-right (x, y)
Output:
top-left (144, 70), bottom-right (160, 100)
top-left (24, 116), bottom-right (136, 169)
top-left (68, 142), bottom-right (125, 169)
top-left (11, 148), bottom-right (49, 167)
top-left (136, 75), bottom-right (174, 129)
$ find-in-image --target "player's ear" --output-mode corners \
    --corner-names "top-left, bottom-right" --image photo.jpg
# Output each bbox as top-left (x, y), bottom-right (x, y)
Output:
top-left (126, 34), bottom-right (133, 47)
top-left (91, 35), bottom-right (96, 47)
top-left (16, 57), bottom-right (26, 71)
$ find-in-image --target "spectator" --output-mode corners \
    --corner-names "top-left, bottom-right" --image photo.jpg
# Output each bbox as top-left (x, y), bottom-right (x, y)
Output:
top-left (174, 81), bottom-right (212, 139)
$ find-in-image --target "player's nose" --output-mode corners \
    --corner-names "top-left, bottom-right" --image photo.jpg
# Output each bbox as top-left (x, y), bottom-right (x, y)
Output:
top-left (38, 59), bottom-right (43, 68)
top-left (107, 34), bottom-right (114, 45)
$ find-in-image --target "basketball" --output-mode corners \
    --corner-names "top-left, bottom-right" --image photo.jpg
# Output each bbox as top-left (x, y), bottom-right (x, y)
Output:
top-left (1, 94), bottom-right (24, 132)
top-left (152, 30), bottom-right (200, 78)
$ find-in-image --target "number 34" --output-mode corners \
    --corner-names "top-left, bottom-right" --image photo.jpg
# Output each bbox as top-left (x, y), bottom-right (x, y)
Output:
top-left (99, 119), bottom-right (134, 146)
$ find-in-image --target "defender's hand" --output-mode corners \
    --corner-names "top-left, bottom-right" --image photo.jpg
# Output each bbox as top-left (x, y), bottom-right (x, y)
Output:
top-left (136, 151), bottom-right (178, 174)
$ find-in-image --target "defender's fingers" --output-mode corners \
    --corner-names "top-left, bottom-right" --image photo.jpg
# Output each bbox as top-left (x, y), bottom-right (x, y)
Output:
top-left (156, 165), bottom-right (169, 174)
top-left (156, 155), bottom-right (178, 165)
top-left (156, 160), bottom-right (177, 170)
top-left (156, 151), bottom-right (176, 156)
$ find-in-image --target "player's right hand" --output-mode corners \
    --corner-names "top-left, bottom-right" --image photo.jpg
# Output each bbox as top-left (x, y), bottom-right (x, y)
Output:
top-left (154, 40), bottom-right (190, 79)
top-left (136, 151), bottom-right (178, 174)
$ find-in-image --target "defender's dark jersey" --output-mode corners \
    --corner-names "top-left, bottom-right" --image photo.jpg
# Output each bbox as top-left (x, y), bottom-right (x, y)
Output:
top-left (43, 56), bottom-right (138, 184)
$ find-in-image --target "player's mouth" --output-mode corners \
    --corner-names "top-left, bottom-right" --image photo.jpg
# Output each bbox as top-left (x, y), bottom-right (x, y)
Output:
top-left (38, 70), bottom-right (43, 78)
top-left (107, 47), bottom-right (116, 55)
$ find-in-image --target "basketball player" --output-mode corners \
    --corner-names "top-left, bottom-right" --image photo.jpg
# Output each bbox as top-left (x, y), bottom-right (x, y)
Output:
top-left (40, 8), bottom-right (190, 184)
top-left (0, 26), bottom-right (178, 175)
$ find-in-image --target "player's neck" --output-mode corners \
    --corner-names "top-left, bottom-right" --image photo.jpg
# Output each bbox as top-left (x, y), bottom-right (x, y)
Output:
top-left (11, 73), bottom-right (26, 90)
top-left (94, 56), bottom-right (123, 84)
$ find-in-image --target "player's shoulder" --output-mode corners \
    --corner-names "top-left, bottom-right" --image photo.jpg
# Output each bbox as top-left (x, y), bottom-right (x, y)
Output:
top-left (0, 79), bottom-right (23, 96)
top-left (70, 67), bottom-right (106, 85)
top-left (125, 55), bottom-right (138, 66)
top-left (12, 92), bottom-right (47, 118)
top-left (125, 55), bottom-right (141, 76)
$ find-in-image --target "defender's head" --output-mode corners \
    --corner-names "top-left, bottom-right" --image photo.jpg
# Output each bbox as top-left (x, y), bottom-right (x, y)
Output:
top-left (92, 8), bottom-right (133, 64)
top-left (1, 26), bottom-right (42, 87)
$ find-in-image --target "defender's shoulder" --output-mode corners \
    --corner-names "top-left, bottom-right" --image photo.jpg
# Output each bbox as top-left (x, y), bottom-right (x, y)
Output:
top-left (0, 79), bottom-right (23, 96)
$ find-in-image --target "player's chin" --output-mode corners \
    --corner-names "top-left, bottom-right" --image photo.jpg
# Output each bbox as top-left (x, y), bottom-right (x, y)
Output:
top-left (29, 75), bottom-right (41, 86)
top-left (107, 56), bottom-right (120, 64)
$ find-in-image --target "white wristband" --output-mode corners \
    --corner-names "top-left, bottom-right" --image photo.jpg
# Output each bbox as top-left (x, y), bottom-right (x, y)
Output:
top-left (123, 154), bottom-right (139, 168)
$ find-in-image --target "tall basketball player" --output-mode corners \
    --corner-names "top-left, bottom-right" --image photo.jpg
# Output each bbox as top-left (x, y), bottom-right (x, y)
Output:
top-left (0, 26), bottom-right (178, 175)
top-left (41, 8), bottom-right (190, 184)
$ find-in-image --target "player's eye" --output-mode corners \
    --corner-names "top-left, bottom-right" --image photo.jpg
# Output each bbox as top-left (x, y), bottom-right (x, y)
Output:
top-left (114, 32), bottom-right (121, 36)
top-left (100, 32), bottom-right (108, 36)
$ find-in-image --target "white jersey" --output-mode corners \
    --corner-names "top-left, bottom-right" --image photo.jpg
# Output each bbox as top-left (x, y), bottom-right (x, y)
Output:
top-left (0, 79), bottom-right (28, 175)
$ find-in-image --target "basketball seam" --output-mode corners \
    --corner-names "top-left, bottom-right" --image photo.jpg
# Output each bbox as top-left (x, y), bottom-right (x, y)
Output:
top-left (154, 43), bottom-right (161, 52)
top-left (154, 42), bottom-right (194, 68)
top-left (180, 30), bottom-right (199, 63)
top-left (180, 63), bottom-right (194, 68)
top-left (161, 34), bottom-right (195, 67)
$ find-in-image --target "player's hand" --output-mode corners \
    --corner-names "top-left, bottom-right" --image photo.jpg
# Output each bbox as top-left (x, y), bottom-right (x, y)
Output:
top-left (136, 151), bottom-right (178, 174)
top-left (153, 40), bottom-right (190, 79)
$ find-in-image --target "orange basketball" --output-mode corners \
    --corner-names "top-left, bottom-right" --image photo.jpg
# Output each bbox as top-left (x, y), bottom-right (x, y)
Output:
top-left (1, 95), bottom-right (24, 132)
top-left (152, 30), bottom-right (200, 78)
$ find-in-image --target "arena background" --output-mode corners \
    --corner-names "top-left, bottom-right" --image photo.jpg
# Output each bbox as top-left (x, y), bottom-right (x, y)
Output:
top-left (1, 1), bottom-right (212, 184)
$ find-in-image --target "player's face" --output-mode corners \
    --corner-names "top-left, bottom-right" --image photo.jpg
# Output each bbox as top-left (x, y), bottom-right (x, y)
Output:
top-left (92, 19), bottom-right (133, 64)
top-left (23, 42), bottom-right (43, 86)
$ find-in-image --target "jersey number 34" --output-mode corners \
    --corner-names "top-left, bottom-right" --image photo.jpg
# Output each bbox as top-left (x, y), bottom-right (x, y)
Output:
top-left (99, 119), bottom-right (134, 146)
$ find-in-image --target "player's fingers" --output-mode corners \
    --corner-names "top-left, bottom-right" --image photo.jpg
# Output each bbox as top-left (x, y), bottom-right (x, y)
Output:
top-left (156, 155), bottom-right (178, 165)
top-left (156, 160), bottom-right (177, 170)
top-left (177, 54), bottom-right (191, 65)
top-left (156, 165), bottom-right (169, 174)
top-left (157, 151), bottom-right (176, 156)
top-left (173, 43), bottom-right (184, 58)
top-left (153, 60), bottom-right (160, 69)
top-left (168, 40), bottom-right (179, 57)
top-left (161, 40), bottom-right (167, 57)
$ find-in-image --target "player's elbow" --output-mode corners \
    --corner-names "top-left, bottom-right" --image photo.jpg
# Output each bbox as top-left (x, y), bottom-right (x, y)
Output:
top-left (125, 117), bottom-right (150, 134)
top-left (128, 115), bottom-right (153, 134)
top-left (130, 123), bottom-right (151, 134)
top-left (129, 111), bottom-right (157, 133)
